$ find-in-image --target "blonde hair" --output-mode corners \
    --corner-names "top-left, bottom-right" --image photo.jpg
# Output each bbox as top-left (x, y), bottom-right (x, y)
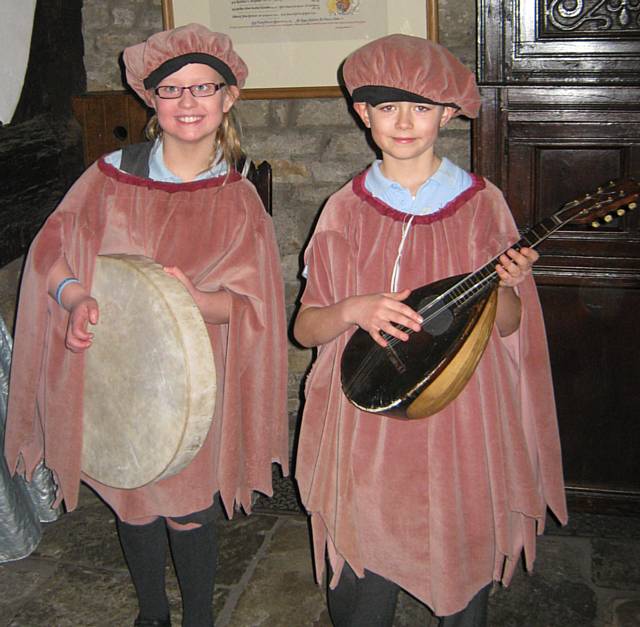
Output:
top-left (145, 88), bottom-right (243, 171)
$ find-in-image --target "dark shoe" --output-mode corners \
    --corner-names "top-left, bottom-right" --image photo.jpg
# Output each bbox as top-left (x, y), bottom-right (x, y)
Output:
top-left (133, 616), bottom-right (171, 627)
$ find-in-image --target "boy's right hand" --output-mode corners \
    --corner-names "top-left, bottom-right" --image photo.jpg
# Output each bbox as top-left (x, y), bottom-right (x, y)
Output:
top-left (348, 289), bottom-right (423, 348)
top-left (65, 296), bottom-right (99, 353)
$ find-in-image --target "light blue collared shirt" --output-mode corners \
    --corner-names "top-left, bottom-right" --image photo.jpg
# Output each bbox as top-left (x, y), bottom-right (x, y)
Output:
top-left (104, 139), bottom-right (228, 182)
top-left (302, 158), bottom-right (472, 280)
top-left (364, 157), bottom-right (472, 215)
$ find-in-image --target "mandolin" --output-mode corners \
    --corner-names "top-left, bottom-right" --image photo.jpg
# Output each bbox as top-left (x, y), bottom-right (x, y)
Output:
top-left (341, 178), bottom-right (640, 420)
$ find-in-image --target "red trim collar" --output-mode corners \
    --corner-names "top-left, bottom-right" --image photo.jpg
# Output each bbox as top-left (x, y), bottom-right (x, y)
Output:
top-left (97, 158), bottom-right (241, 192)
top-left (352, 168), bottom-right (486, 224)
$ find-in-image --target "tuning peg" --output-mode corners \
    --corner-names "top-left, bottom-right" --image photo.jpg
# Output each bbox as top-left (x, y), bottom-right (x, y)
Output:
top-left (629, 202), bottom-right (637, 210)
top-left (591, 220), bottom-right (601, 228)
top-left (603, 214), bottom-right (614, 223)
top-left (616, 208), bottom-right (626, 216)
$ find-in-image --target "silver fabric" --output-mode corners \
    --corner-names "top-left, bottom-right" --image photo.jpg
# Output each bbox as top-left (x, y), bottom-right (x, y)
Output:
top-left (0, 313), bottom-right (60, 563)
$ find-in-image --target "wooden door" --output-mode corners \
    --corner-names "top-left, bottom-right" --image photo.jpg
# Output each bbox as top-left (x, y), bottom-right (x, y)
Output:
top-left (475, 1), bottom-right (640, 512)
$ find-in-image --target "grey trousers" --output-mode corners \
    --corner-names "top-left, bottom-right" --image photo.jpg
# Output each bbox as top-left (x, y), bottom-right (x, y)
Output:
top-left (328, 561), bottom-right (491, 627)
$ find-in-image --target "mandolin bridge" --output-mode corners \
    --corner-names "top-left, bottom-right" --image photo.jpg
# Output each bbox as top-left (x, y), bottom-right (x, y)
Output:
top-left (384, 342), bottom-right (407, 374)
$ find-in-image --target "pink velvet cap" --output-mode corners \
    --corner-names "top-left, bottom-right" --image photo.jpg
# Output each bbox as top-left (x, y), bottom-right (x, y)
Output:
top-left (342, 34), bottom-right (481, 118)
top-left (123, 23), bottom-right (248, 107)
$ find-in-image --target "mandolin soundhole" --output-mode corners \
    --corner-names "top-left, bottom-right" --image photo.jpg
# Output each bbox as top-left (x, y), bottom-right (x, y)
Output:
top-left (418, 296), bottom-right (453, 336)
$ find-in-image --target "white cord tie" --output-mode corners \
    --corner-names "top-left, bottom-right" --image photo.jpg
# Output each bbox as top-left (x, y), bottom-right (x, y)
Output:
top-left (390, 214), bottom-right (415, 292)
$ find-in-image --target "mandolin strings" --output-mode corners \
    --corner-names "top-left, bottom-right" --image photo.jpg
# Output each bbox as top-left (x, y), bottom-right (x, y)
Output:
top-left (383, 198), bottom-right (602, 350)
top-left (348, 206), bottom-right (584, 388)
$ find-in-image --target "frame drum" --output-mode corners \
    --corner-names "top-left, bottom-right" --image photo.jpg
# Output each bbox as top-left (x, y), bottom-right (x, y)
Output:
top-left (82, 255), bottom-right (216, 489)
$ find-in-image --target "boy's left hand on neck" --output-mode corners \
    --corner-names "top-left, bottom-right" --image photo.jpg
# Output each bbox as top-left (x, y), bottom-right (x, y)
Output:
top-left (495, 247), bottom-right (539, 289)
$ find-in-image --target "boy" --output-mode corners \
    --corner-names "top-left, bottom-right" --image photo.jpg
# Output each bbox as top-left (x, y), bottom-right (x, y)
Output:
top-left (293, 34), bottom-right (567, 626)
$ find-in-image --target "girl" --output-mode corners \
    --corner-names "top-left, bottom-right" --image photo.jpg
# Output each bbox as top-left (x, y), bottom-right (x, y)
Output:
top-left (5, 23), bottom-right (288, 627)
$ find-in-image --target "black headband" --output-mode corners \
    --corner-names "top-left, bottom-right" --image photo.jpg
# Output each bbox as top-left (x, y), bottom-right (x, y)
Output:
top-left (143, 52), bottom-right (237, 89)
top-left (351, 85), bottom-right (459, 109)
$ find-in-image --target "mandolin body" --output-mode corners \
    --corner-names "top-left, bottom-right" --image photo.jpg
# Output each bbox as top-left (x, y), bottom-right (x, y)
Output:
top-left (340, 274), bottom-right (498, 420)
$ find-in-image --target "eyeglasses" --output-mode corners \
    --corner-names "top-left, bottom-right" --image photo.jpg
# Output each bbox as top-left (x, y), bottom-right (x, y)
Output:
top-left (154, 82), bottom-right (226, 99)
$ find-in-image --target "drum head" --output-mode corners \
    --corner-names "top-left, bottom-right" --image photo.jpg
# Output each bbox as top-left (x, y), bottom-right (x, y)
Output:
top-left (82, 255), bottom-right (216, 489)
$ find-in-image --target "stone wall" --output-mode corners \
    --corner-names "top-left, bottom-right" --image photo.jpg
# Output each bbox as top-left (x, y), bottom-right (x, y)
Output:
top-left (83, 0), bottom-right (163, 91)
top-left (4, 0), bottom-right (476, 413)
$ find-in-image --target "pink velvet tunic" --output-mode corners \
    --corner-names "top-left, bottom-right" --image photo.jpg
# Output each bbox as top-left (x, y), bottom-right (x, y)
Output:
top-left (296, 171), bottom-right (567, 616)
top-left (5, 159), bottom-right (288, 521)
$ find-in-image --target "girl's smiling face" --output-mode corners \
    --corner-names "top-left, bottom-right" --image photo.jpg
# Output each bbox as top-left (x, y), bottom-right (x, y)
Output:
top-left (151, 63), bottom-right (238, 151)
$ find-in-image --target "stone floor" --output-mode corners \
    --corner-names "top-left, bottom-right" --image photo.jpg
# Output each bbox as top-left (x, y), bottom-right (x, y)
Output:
top-left (1, 475), bottom-right (640, 627)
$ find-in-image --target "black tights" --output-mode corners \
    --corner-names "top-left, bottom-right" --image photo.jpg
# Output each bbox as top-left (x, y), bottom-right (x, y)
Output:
top-left (327, 561), bottom-right (490, 627)
top-left (117, 511), bottom-right (218, 626)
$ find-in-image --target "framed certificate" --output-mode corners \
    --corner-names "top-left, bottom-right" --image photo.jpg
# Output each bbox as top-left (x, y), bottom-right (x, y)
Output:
top-left (162, 0), bottom-right (439, 99)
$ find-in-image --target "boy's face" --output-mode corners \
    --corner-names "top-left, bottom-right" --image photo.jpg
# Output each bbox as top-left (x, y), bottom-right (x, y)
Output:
top-left (353, 101), bottom-right (456, 166)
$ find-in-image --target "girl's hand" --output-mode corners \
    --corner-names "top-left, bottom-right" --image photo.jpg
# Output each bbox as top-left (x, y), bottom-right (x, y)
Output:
top-left (347, 289), bottom-right (423, 348)
top-left (163, 265), bottom-right (196, 296)
top-left (496, 247), bottom-right (539, 288)
top-left (164, 266), bottom-right (231, 324)
top-left (65, 296), bottom-right (99, 353)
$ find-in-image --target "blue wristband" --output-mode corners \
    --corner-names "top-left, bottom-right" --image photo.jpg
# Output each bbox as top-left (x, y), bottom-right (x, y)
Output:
top-left (55, 277), bottom-right (81, 306)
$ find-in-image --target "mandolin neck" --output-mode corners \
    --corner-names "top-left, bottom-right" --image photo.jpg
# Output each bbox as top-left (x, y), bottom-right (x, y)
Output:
top-left (442, 210), bottom-right (578, 310)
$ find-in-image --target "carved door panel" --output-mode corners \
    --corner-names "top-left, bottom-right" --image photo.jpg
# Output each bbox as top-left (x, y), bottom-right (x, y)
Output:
top-left (479, 0), bottom-right (640, 84)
